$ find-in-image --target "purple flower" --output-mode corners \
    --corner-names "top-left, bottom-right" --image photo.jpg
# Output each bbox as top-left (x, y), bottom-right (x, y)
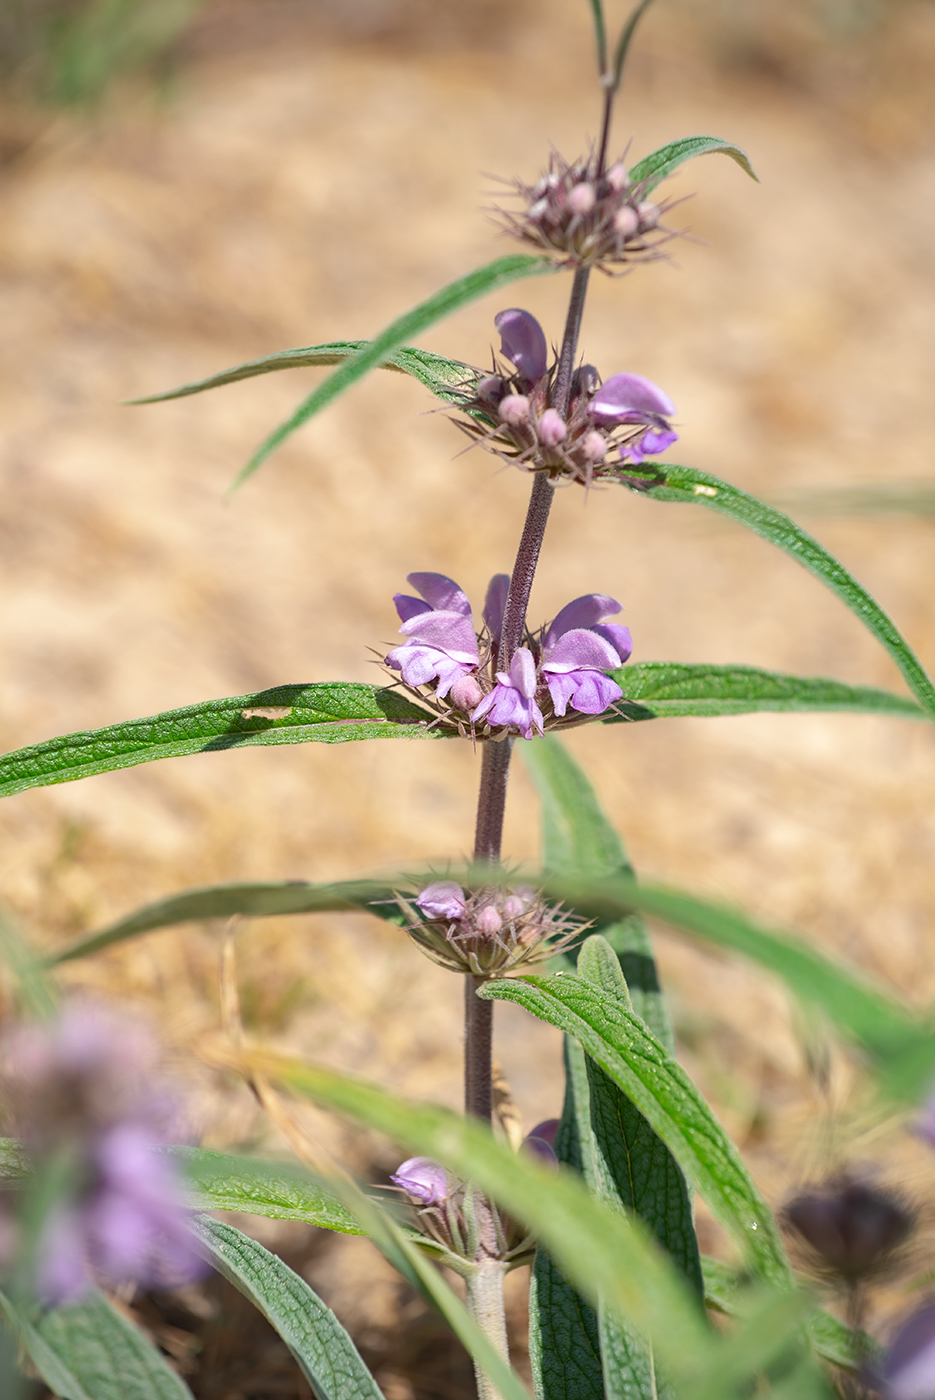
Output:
top-left (540, 594), bottom-right (631, 717)
top-left (591, 373), bottom-right (678, 463)
top-left (472, 647), bottom-right (545, 740)
top-left (5, 1002), bottom-right (205, 1304)
top-left (416, 881), bottom-right (467, 923)
top-left (390, 1157), bottom-right (450, 1207)
top-left (521, 1134), bottom-right (559, 1169)
top-left (386, 572), bottom-right (480, 699)
top-left (494, 308), bottom-right (548, 384)
top-left (882, 1303), bottom-right (935, 1400)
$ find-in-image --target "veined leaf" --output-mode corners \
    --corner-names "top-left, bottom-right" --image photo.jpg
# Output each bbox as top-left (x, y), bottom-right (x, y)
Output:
top-left (247, 1049), bottom-right (828, 1400)
top-left (0, 683), bottom-right (441, 801)
top-left (0, 1285), bottom-right (194, 1400)
top-left (129, 342), bottom-right (474, 407)
top-left (232, 253), bottom-right (555, 487)
top-left (629, 136), bottom-right (758, 194)
top-left (173, 1147), bottom-right (362, 1232)
top-left (50, 878), bottom-right (400, 965)
top-left (607, 662), bottom-right (923, 722)
top-left (191, 1217), bottom-right (385, 1400)
top-left (481, 967), bottom-right (791, 1285)
top-left (632, 464), bottom-right (935, 721)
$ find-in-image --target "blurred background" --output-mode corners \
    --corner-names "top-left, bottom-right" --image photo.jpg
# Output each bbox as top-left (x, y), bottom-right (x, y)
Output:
top-left (2, 0), bottom-right (935, 1394)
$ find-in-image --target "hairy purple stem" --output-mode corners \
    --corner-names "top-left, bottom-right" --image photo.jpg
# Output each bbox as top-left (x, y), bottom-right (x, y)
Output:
top-left (464, 975), bottom-right (494, 1122)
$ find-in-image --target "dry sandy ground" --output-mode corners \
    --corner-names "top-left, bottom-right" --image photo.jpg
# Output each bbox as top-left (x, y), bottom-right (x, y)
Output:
top-left (2, 0), bottom-right (935, 1392)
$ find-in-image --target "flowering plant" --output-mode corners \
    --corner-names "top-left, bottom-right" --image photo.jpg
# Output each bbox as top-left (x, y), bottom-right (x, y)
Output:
top-left (0, 2), bottom-right (934, 1399)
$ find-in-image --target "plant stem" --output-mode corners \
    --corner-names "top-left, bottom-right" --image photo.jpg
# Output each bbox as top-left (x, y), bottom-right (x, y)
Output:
top-left (464, 974), bottom-right (494, 1121)
top-left (465, 1260), bottom-right (510, 1400)
top-left (551, 263), bottom-right (592, 420)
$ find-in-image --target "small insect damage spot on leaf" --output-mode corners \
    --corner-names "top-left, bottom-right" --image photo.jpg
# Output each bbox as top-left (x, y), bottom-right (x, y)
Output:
top-left (241, 706), bottom-right (293, 721)
top-left (693, 484), bottom-right (718, 498)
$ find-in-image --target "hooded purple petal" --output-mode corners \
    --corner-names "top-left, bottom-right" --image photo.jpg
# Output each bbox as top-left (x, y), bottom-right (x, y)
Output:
top-left (483, 574), bottom-right (510, 647)
top-left (546, 670), bottom-right (623, 717)
top-left (591, 623), bottom-right (633, 664)
top-left (591, 373), bottom-right (676, 425)
top-left (398, 611), bottom-right (479, 663)
top-left (521, 1135), bottom-right (559, 1168)
top-left (391, 1157), bottom-right (449, 1207)
top-left (542, 628), bottom-right (623, 674)
top-left (542, 594), bottom-right (623, 652)
top-left (406, 572), bottom-right (472, 616)
top-left (494, 309), bottom-right (548, 384)
top-left (393, 593), bottom-right (433, 624)
top-left (416, 882), bottom-right (467, 922)
top-left (472, 647), bottom-right (544, 740)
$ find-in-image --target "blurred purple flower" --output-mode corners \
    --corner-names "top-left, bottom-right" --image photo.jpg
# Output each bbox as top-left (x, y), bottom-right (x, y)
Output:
top-left (5, 1002), bottom-right (204, 1304)
top-left (390, 1157), bottom-right (450, 1207)
top-left (495, 308), bottom-right (548, 384)
top-left (386, 572), bottom-right (480, 700)
top-left (540, 594), bottom-right (631, 717)
top-left (591, 373), bottom-right (678, 464)
top-left (472, 647), bottom-right (545, 740)
top-left (882, 1302), bottom-right (935, 1400)
top-left (521, 1134), bottom-right (559, 1169)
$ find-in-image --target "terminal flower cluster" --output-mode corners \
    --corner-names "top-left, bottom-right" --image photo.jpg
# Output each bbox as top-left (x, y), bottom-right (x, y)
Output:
top-left (495, 149), bottom-right (678, 271)
top-left (2, 1002), bottom-right (203, 1303)
top-left (385, 571), bottom-right (632, 740)
top-left (455, 309), bottom-right (677, 488)
top-left (396, 879), bottom-right (588, 976)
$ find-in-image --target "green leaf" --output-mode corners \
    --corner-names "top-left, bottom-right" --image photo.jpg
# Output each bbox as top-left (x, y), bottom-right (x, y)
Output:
top-left (233, 253), bottom-right (555, 488)
top-left (528, 1039), bottom-right (605, 1400)
top-left (0, 1139), bottom-right (28, 1179)
top-left (629, 136), bottom-right (758, 194)
top-left (481, 967), bottom-right (791, 1285)
top-left (522, 734), bottom-right (670, 1049)
top-left (0, 906), bottom-right (58, 1020)
top-left (253, 1049), bottom-right (828, 1400)
top-left (633, 464), bottom-right (935, 722)
top-left (128, 342), bottom-right (474, 406)
top-left (49, 877), bottom-right (400, 965)
top-left (0, 683), bottom-right (442, 801)
top-left (606, 661), bottom-right (924, 722)
top-left (701, 1257), bottom-right (879, 1377)
top-left (0, 1285), bottom-right (194, 1400)
top-left (172, 1147), bottom-right (363, 1232)
top-left (191, 1216), bottom-right (385, 1400)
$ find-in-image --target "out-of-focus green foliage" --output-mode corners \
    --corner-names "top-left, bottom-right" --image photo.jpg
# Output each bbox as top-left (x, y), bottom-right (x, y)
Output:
top-left (0, 0), bottom-right (205, 105)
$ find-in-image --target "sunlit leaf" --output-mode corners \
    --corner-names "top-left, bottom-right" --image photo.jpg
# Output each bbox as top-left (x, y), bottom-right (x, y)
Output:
top-left (607, 662), bottom-right (923, 722)
top-left (174, 1147), bottom-right (362, 1232)
top-left (0, 684), bottom-right (441, 801)
top-left (482, 959), bottom-right (791, 1285)
top-left (191, 1217), bottom-right (384, 1400)
top-left (128, 342), bottom-right (474, 406)
top-left (232, 253), bottom-right (555, 487)
top-left (632, 464), bottom-right (935, 721)
top-left (629, 136), bottom-right (758, 194)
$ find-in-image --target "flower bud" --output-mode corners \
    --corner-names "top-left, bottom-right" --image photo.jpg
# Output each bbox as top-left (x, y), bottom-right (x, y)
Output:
top-left (783, 1179), bottom-right (913, 1281)
top-left (537, 409), bottom-right (567, 447)
top-left (606, 163), bottom-right (630, 192)
top-left (583, 431), bottom-right (606, 463)
top-left (476, 375), bottom-right (506, 405)
top-left (613, 206), bottom-right (639, 238)
top-left (522, 1134), bottom-right (559, 1169)
top-left (528, 1119), bottom-right (559, 1146)
top-left (475, 906), bottom-right (503, 937)
top-left (637, 201), bottom-right (660, 228)
top-left (416, 881), bottom-right (466, 923)
top-left (391, 1157), bottom-right (450, 1207)
top-left (527, 198), bottom-right (549, 221)
top-left (567, 182), bottom-right (596, 214)
top-left (499, 394), bottom-right (531, 426)
top-left (450, 675), bottom-right (484, 711)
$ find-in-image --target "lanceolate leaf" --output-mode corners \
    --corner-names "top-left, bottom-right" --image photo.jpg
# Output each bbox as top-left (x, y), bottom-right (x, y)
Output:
top-left (173, 1147), bottom-right (362, 1232)
top-left (231, 253), bottom-right (555, 487)
top-left (629, 136), bottom-right (758, 194)
top-left (247, 1049), bottom-right (829, 1400)
top-left (0, 1285), bottom-right (194, 1400)
top-left (632, 464), bottom-right (935, 721)
top-left (129, 343), bottom-right (474, 407)
top-left (191, 1217), bottom-right (385, 1400)
top-left (481, 970), bottom-right (791, 1285)
top-left (50, 878), bottom-right (400, 965)
top-left (0, 684), bottom-right (441, 801)
top-left (607, 662), bottom-right (923, 722)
